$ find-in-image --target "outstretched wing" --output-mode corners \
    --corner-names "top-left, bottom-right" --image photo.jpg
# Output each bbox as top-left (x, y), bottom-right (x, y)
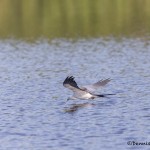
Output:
top-left (63, 76), bottom-right (82, 92)
top-left (81, 78), bottom-right (111, 92)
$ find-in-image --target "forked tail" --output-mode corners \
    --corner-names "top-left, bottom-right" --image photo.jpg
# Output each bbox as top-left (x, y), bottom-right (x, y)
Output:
top-left (96, 94), bottom-right (116, 97)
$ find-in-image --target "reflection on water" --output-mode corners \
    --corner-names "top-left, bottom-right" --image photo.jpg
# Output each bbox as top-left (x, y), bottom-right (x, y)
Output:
top-left (0, 38), bottom-right (149, 150)
top-left (64, 103), bottom-right (95, 113)
top-left (0, 0), bottom-right (150, 39)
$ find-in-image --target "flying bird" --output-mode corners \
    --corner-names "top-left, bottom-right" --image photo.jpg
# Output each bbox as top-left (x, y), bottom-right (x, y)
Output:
top-left (63, 76), bottom-right (114, 101)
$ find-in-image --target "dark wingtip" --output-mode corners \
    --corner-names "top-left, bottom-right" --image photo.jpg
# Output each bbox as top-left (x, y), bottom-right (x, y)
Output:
top-left (63, 76), bottom-right (75, 84)
top-left (63, 76), bottom-right (79, 89)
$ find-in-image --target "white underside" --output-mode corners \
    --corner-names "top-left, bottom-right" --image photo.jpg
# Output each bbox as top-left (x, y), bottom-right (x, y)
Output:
top-left (78, 93), bottom-right (93, 99)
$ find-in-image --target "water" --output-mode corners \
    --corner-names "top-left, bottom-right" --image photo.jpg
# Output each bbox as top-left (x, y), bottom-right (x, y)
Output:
top-left (0, 38), bottom-right (149, 150)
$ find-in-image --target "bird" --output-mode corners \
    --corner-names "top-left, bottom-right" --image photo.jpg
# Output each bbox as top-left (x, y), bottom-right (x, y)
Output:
top-left (63, 76), bottom-right (114, 101)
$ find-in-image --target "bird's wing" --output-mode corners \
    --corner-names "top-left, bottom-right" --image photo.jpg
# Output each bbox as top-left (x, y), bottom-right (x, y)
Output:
top-left (63, 76), bottom-right (83, 93)
top-left (81, 78), bottom-right (111, 92)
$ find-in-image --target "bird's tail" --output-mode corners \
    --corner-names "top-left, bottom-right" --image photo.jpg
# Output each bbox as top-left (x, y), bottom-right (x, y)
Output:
top-left (96, 94), bottom-right (116, 97)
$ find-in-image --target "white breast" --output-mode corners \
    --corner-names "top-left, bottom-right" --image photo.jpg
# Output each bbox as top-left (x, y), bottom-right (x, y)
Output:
top-left (80, 93), bottom-right (93, 99)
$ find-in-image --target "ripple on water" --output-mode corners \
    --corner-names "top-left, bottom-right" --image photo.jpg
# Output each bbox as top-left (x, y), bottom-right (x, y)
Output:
top-left (0, 38), bottom-right (149, 150)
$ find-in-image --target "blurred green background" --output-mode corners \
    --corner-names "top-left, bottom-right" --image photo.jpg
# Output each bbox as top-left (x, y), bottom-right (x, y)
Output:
top-left (0, 0), bottom-right (150, 39)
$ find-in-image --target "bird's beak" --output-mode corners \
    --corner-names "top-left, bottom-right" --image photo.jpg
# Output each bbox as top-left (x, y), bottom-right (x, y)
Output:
top-left (66, 98), bottom-right (70, 102)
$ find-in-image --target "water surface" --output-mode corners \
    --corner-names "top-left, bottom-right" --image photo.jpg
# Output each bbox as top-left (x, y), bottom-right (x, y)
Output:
top-left (0, 38), bottom-right (149, 150)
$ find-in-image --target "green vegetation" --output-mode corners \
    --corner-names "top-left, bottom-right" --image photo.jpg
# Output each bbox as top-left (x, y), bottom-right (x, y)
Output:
top-left (0, 0), bottom-right (150, 39)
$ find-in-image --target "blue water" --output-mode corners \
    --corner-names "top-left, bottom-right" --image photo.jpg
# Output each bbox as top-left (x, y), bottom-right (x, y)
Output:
top-left (0, 38), bottom-right (149, 150)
